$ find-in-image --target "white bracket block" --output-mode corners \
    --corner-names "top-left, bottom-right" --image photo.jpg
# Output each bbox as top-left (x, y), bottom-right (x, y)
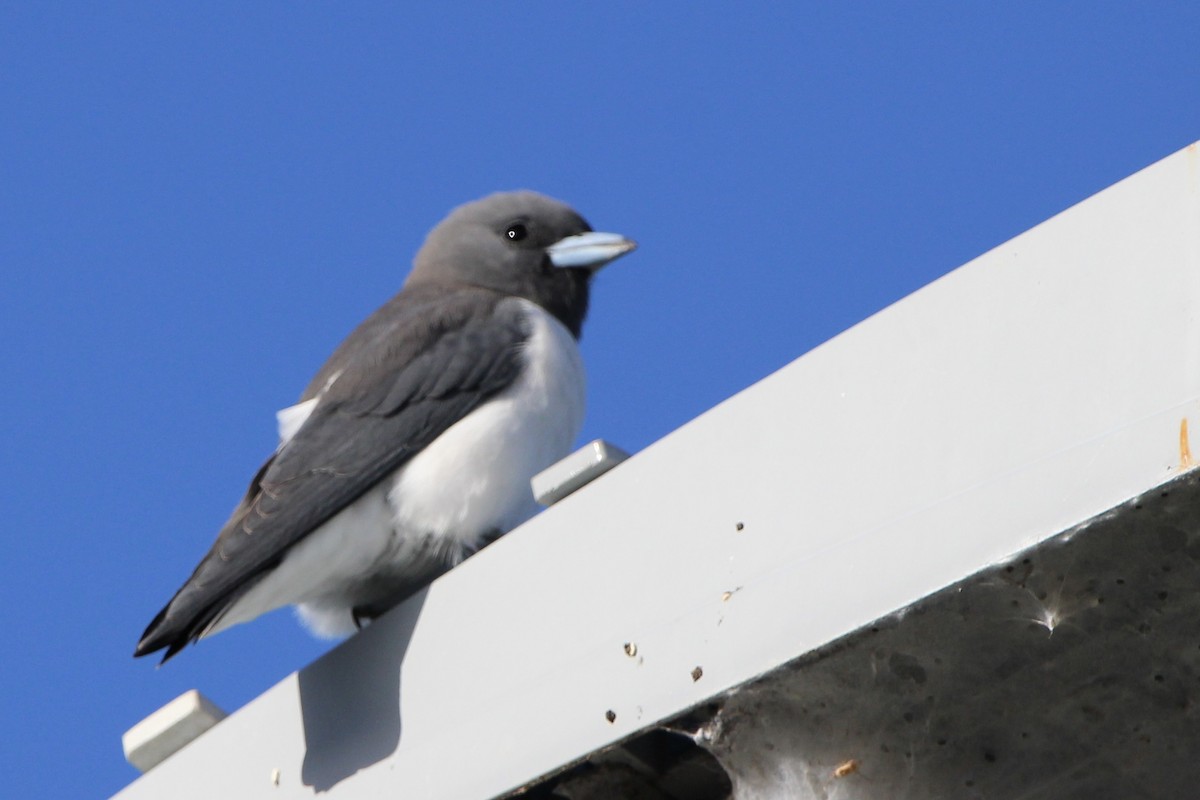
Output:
top-left (122, 690), bottom-right (228, 774)
top-left (532, 439), bottom-right (630, 506)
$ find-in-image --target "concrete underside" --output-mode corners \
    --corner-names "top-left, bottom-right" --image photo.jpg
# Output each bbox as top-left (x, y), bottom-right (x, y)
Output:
top-left (530, 469), bottom-right (1200, 800)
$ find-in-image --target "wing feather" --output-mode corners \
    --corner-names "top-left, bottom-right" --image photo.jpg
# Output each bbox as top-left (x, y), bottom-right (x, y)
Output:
top-left (135, 286), bottom-right (529, 660)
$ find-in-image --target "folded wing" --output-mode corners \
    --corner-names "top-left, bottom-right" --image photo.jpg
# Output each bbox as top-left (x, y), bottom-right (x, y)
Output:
top-left (135, 286), bottom-right (528, 661)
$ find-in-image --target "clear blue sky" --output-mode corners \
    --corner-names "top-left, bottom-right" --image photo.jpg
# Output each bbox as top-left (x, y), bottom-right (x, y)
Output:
top-left (3, 4), bottom-right (1199, 797)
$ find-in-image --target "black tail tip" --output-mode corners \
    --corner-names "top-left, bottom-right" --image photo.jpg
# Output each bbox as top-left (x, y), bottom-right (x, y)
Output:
top-left (136, 609), bottom-right (189, 664)
top-left (134, 636), bottom-right (186, 665)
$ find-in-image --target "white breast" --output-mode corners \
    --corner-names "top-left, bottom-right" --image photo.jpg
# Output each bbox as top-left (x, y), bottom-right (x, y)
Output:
top-left (212, 298), bottom-right (586, 638)
top-left (386, 298), bottom-right (586, 550)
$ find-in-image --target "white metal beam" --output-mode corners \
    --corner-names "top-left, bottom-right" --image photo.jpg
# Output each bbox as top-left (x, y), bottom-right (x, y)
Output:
top-left (114, 142), bottom-right (1200, 800)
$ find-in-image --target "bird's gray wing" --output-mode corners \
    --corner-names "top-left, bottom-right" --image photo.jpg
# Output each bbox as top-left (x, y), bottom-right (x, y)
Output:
top-left (136, 286), bottom-right (529, 660)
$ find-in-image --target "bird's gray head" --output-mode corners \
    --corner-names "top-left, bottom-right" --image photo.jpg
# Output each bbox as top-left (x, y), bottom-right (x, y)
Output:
top-left (407, 191), bottom-right (636, 338)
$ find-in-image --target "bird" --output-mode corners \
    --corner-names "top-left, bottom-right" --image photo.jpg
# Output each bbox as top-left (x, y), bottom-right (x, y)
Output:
top-left (135, 191), bottom-right (636, 663)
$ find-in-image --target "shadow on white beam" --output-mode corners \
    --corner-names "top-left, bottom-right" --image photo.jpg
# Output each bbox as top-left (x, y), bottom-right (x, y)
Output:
top-left (114, 142), bottom-right (1200, 799)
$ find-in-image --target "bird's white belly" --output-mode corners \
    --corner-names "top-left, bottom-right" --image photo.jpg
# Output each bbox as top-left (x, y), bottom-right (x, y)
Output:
top-left (386, 302), bottom-right (586, 551)
top-left (212, 299), bottom-right (585, 638)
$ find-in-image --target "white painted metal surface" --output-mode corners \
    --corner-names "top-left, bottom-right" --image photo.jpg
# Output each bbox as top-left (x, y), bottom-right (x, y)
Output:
top-left (113, 142), bottom-right (1200, 799)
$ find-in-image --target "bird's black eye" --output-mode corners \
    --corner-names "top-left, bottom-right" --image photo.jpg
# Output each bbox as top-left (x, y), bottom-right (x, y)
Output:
top-left (505, 223), bottom-right (528, 242)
